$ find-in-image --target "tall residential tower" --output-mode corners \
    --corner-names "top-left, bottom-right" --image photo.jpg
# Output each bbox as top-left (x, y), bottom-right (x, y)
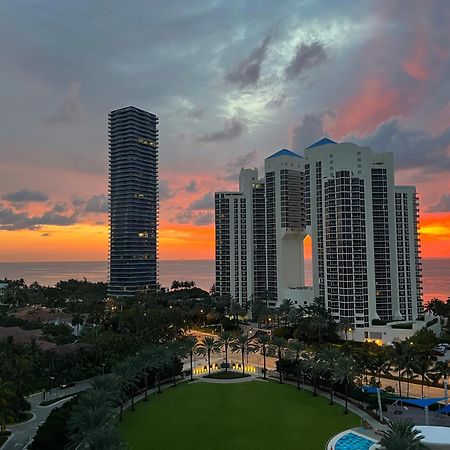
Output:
top-left (108, 106), bottom-right (158, 298)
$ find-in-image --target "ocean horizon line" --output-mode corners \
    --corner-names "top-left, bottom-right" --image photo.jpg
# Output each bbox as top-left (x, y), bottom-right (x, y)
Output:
top-left (1, 256), bottom-right (449, 264)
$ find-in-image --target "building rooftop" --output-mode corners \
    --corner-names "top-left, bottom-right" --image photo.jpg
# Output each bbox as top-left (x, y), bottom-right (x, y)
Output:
top-left (267, 148), bottom-right (303, 159)
top-left (306, 138), bottom-right (337, 149)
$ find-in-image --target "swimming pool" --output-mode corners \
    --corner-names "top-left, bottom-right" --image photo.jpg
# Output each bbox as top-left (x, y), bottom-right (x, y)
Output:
top-left (332, 431), bottom-right (377, 450)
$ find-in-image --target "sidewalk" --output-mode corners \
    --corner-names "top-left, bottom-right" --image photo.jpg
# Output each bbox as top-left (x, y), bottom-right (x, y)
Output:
top-left (2, 380), bottom-right (92, 450)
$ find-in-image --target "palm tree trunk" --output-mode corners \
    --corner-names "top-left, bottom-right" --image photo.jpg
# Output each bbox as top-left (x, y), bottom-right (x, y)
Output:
top-left (131, 391), bottom-right (135, 411)
top-left (241, 351), bottom-right (245, 375)
top-left (144, 373), bottom-right (148, 401)
top-left (344, 382), bottom-right (348, 414)
top-left (225, 344), bottom-right (228, 373)
top-left (330, 382), bottom-right (334, 405)
top-left (278, 350), bottom-right (283, 384)
top-left (173, 359), bottom-right (177, 387)
top-left (263, 347), bottom-right (267, 380)
top-left (190, 351), bottom-right (193, 381)
top-left (208, 350), bottom-right (211, 375)
top-left (157, 373), bottom-right (161, 394)
top-left (313, 374), bottom-right (317, 396)
top-left (422, 375), bottom-right (425, 398)
top-left (398, 369), bottom-right (402, 397)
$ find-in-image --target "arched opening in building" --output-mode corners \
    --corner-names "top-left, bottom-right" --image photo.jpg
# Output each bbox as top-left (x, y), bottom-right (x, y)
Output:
top-left (303, 234), bottom-right (312, 286)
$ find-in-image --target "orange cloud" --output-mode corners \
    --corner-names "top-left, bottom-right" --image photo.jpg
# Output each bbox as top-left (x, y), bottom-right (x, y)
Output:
top-left (334, 79), bottom-right (404, 138)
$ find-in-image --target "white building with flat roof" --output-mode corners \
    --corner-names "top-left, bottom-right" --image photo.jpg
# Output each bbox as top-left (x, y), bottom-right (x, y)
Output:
top-left (214, 138), bottom-right (423, 333)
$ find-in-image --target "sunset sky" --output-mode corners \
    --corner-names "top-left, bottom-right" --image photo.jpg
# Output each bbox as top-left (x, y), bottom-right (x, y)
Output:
top-left (0, 0), bottom-right (449, 262)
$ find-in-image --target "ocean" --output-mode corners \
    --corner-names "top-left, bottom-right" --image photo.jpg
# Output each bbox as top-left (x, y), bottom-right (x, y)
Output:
top-left (0, 258), bottom-right (448, 302)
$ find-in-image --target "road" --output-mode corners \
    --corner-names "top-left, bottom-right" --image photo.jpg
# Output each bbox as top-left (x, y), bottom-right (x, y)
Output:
top-left (3, 381), bottom-right (91, 450)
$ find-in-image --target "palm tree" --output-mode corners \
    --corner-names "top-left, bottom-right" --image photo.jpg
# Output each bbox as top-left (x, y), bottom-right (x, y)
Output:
top-left (231, 334), bottom-right (255, 376)
top-left (89, 374), bottom-right (121, 405)
top-left (304, 352), bottom-right (324, 396)
top-left (182, 336), bottom-right (197, 381)
top-left (255, 334), bottom-right (270, 380)
top-left (82, 427), bottom-right (127, 450)
top-left (69, 402), bottom-right (115, 447)
top-left (287, 340), bottom-right (306, 390)
top-left (413, 354), bottom-right (433, 398)
top-left (270, 337), bottom-right (286, 384)
top-left (218, 331), bottom-right (234, 372)
top-left (8, 356), bottom-right (32, 420)
top-left (379, 419), bottom-right (428, 450)
top-left (429, 360), bottom-right (450, 386)
top-left (113, 360), bottom-right (138, 420)
top-left (150, 345), bottom-right (171, 394)
top-left (167, 340), bottom-right (185, 387)
top-left (320, 346), bottom-right (341, 404)
top-left (195, 336), bottom-right (219, 375)
top-left (335, 355), bottom-right (359, 414)
top-left (392, 342), bottom-right (407, 397)
top-left (0, 378), bottom-right (14, 434)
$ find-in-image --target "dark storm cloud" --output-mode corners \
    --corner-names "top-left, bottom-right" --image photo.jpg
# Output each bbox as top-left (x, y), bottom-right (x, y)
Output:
top-left (0, 203), bottom-right (78, 230)
top-left (291, 111), bottom-right (334, 151)
top-left (225, 33), bottom-right (272, 88)
top-left (84, 194), bottom-right (108, 213)
top-left (221, 149), bottom-right (258, 181)
top-left (352, 119), bottom-right (450, 173)
top-left (429, 194), bottom-right (450, 212)
top-left (285, 41), bottom-right (328, 80)
top-left (3, 189), bottom-right (49, 204)
top-left (197, 117), bottom-right (247, 143)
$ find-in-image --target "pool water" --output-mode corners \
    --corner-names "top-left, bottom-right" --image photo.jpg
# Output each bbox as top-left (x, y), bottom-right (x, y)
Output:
top-left (335, 432), bottom-right (374, 450)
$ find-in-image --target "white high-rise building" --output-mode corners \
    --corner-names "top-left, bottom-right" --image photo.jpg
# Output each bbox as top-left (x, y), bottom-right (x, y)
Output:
top-left (305, 138), bottom-right (422, 328)
top-left (395, 186), bottom-right (423, 320)
top-left (264, 150), bottom-right (311, 308)
top-left (215, 168), bottom-right (267, 307)
top-left (214, 139), bottom-right (423, 329)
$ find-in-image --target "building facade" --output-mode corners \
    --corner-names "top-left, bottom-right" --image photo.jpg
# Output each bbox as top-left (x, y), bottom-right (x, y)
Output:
top-left (108, 106), bottom-right (158, 298)
top-left (214, 139), bottom-right (423, 328)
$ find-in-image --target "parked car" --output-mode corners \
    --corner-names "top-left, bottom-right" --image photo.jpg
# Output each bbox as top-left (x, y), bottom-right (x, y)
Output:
top-left (59, 381), bottom-right (76, 389)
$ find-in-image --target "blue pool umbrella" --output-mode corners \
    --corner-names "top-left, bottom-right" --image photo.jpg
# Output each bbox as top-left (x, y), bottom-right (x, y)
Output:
top-left (395, 397), bottom-right (447, 408)
top-left (362, 386), bottom-right (384, 394)
top-left (438, 404), bottom-right (450, 414)
top-left (395, 397), bottom-right (447, 425)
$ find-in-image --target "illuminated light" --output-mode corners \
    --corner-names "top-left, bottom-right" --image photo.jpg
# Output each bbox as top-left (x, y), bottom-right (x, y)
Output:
top-left (138, 138), bottom-right (157, 147)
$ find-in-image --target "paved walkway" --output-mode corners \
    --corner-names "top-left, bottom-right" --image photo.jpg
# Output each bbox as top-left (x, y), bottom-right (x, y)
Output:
top-left (196, 375), bottom-right (257, 384)
top-left (2, 380), bottom-right (91, 450)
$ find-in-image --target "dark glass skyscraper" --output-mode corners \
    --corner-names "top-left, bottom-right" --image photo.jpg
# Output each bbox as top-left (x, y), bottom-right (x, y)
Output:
top-left (108, 106), bottom-right (158, 298)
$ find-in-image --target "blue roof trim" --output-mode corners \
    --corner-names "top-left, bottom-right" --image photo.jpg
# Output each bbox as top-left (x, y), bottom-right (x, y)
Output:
top-left (267, 148), bottom-right (303, 159)
top-left (306, 138), bottom-right (337, 149)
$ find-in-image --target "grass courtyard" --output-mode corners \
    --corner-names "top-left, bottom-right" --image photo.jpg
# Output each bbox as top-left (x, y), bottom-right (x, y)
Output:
top-left (119, 380), bottom-right (359, 450)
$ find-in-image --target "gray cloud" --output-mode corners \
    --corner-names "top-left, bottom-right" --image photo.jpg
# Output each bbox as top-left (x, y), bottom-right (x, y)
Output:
top-left (3, 189), bottom-right (49, 204)
top-left (185, 180), bottom-right (198, 193)
top-left (291, 110), bottom-right (335, 150)
top-left (84, 194), bottom-right (108, 213)
top-left (197, 117), bottom-right (247, 143)
top-left (351, 119), bottom-right (450, 173)
top-left (44, 82), bottom-right (83, 125)
top-left (173, 210), bottom-right (214, 226)
top-left (222, 149), bottom-right (258, 181)
top-left (429, 194), bottom-right (450, 212)
top-left (52, 202), bottom-right (68, 213)
top-left (189, 192), bottom-right (214, 210)
top-left (41, 233), bottom-right (50, 237)
top-left (285, 41), bottom-right (328, 80)
top-left (0, 203), bottom-right (78, 230)
top-left (225, 33), bottom-right (272, 88)
top-left (159, 180), bottom-right (174, 201)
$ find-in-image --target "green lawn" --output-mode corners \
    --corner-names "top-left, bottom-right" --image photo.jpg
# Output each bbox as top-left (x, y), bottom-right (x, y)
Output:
top-left (119, 381), bottom-right (359, 450)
